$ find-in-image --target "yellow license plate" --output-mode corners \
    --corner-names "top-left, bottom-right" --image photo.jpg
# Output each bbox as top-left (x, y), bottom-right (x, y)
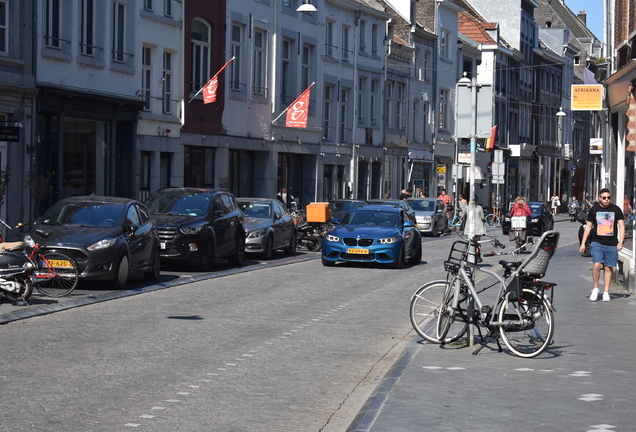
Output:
top-left (46, 259), bottom-right (73, 268)
top-left (347, 248), bottom-right (369, 254)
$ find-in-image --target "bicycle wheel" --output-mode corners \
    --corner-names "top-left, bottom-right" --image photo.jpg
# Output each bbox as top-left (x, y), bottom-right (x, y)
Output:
top-left (33, 251), bottom-right (80, 297)
top-left (436, 276), bottom-right (463, 341)
top-left (410, 280), bottom-right (468, 344)
top-left (485, 214), bottom-right (500, 228)
top-left (498, 288), bottom-right (554, 358)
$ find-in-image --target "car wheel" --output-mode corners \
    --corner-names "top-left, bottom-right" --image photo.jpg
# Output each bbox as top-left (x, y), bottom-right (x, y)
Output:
top-left (392, 246), bottom-right (405, 269)
top-left (410, 241), bottom-right (422, 265)
top-left (143, 249), bottom-right (161, 281)
top-left (198, 242), bottom-right (215, 272)
top-left (228, 234), bottom-right (245, 267)
top-left (321, 255), bottom-right (335, 266)
top-left (112, 255), bottom-right (129, 290)
top-left (284, 232), bottom-right (297, 256)
top-left (263, 235), bottom-right (274, 260)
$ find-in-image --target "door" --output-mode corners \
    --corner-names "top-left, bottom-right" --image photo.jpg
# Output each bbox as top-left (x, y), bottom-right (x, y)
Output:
top-left (125, 204), bottom-right (150, 272)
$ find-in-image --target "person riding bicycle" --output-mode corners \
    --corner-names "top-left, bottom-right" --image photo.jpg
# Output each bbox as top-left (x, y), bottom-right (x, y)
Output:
top-left (508, 196), bottom-right (532, 242)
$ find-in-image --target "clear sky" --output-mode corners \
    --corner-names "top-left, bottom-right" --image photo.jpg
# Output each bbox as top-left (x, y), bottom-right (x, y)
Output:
top-left (563, 0), bottom-right (605, 41)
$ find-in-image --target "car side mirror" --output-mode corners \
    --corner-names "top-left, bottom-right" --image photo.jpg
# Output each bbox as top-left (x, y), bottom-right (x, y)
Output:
top-left (274, 212), bottom-right (281, 220)
top-left (213, 210), bottom-right (224, 218)
top-left (331, 218), bottom-right (340, 224)
top-left (404, 221), bottom-right (415, 227)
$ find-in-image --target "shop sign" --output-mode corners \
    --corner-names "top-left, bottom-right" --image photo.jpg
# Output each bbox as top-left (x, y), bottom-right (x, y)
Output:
top-left (0, 126), bottom-right (20, 142)
top-left (571, 85), bottom-right (603, 110)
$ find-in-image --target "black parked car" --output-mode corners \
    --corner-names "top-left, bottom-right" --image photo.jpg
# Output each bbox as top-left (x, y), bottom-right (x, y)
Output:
top-left (24, 196), bottom-right (161, 289)
top-left (144, 187), bottom-right (246, 271)
top-left (502, 202), bottom-right (554, 236)
top-left (328, 199), bottom-right (368, 220)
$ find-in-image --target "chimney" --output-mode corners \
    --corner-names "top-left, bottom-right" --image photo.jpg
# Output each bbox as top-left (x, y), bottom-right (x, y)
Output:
top-left (577, 11), bottom-right (587, 27)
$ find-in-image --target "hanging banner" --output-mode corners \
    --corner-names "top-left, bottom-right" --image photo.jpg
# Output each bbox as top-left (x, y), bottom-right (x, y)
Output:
top-left (590, 138), bottom-right (603, 154)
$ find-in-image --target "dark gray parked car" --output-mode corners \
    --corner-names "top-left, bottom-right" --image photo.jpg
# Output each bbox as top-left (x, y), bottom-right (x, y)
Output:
top-left (237, 198), bottom-right (297, 259)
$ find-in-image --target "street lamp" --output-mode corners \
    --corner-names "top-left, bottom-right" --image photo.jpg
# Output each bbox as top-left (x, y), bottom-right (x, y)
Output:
top-left (297, 0), bottom-right (318, 12)
top-left (557, 107), bottom-right (566, 210)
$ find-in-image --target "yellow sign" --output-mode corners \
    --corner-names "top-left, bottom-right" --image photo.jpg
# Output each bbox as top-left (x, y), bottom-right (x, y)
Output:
top-left (571, 85), bottom-right (604, 110)
top-left (437, 166), bottom-right (446, 173)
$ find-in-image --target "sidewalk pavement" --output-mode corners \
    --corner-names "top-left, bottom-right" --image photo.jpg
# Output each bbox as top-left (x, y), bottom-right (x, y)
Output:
top-left (348, 224), bottom-right (635, 432)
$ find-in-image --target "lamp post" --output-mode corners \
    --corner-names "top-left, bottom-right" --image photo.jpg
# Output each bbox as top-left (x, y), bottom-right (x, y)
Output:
top-left (557, 107), bottom-right (566, 211)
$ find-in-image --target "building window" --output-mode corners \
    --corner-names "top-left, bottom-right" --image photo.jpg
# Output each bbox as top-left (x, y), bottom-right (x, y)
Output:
top-left (359, 20), bottom-right (366, 51)
top-left (112, 1), bottom-right (126, 63)
top-left (140, 151), bottom-right (151, 197)
top-left (141, 46), bottom-right (152, 110)
top-left (0, 0), bottom-right (7, 54)
top-left (397, 83), bottom-right (404, 130)
top-left (162, 51), bottom-right (172, 114)
top-left (423, 50), bottom-right (431, 81)
top-left (302, 44), bottom-right (312, 90)
top-left (370, 79), bottom-right (378, 124)
top-left (164, 0), bottom-right (172, 17)
top-left (440, 29), bottom-right (450, 58)
top-left (281, 38), bottom-right (292, 104)
top-left (326, 20), bottom-right (334, 57)
top-left (439, 88), bottom-right (449, 130)
top-left (358, 77), bottom-right (366, 124)
top-left (144, 0), bottom-right (153, 11)
top-left (184, 146), bottom-right (214, 188)
top-left (252, 29), bottom-right (266, 96)
top-left (371, 24), bottom-right (378, 55)
top-left (191, 19), bottom-right (210, 93)
top-left (323, 84), bottom-right (333, 141)
top-left (339, 87), bottom-right (349, 143)
top-left (342, 26), bottom-right (350, 61)
top-left (79, 0), bottom-right (95, 56)
top-left (230, 24), bottom-right (243, 91)
top-left (385, 82), bottom-right (393, 128)
top-left (45, 0), bottom-right (61, 49)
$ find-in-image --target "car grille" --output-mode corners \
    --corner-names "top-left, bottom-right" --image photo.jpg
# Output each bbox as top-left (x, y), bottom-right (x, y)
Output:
top-left (157, 226), bottom-right (178, 242)
top-left (343, 238), bottom-right (374, 247)
top-left (341, 253), bottom-right (375, 261)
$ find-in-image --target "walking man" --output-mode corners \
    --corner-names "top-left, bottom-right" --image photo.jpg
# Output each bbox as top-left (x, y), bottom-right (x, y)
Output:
top-left (579, 188), bottom-right (625, 302)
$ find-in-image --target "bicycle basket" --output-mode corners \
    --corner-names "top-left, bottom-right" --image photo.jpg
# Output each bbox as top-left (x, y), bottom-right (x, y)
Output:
top-left (511, 216), bottom-right (527, 229)
top-left (444, 240), bottom-right (477, 274)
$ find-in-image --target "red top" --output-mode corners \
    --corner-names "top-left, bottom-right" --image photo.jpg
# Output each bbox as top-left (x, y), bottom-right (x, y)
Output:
top-left (509, 203), bottom-right (532, 218)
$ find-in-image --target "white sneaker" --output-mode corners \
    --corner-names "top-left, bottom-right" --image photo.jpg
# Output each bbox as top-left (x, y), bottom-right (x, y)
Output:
top-left (603, 292), bottom-right (610, 302)
top-left (590, 288), bottom-right (599, 302)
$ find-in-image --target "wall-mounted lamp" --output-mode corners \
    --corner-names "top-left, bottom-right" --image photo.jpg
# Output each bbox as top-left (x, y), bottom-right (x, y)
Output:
top-left (297, 0), bottom-right (317, 12)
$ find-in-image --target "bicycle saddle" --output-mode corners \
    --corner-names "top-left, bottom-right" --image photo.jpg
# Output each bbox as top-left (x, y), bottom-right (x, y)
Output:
top-left (499, 260), bottom-right (521, 270)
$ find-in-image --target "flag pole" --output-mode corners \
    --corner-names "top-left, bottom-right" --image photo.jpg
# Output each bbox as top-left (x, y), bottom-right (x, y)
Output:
top-left (187, 57), bottom-right (235, 104)
top-left (271, 82), bottom-right (314, 124)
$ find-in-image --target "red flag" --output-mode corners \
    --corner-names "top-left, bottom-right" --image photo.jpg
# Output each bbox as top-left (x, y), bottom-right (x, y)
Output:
top-left (285, 86), bottom-right (312, 128)
top-left (485, 125), bottom-right (497, 152)
top-left (202, 58), bottom-right (234, 104)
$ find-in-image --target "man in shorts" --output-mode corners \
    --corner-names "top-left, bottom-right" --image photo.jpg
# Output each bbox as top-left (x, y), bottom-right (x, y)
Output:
top-left (579, 188), bottom-right (625, 302)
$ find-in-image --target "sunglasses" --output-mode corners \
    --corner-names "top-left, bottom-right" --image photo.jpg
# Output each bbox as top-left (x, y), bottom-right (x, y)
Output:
top-left (600, 196), bottom-right (611, 200)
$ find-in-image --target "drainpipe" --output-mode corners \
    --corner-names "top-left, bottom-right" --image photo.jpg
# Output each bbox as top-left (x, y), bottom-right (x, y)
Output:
top-left (351, 9), bottom-right (360, 199)
top-left (381, 21), bottom-right (391, 197)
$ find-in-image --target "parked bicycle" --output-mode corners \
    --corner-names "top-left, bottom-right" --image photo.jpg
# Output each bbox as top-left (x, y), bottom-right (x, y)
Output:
top-left (484, 213), bottom-right (501, 227)
top-left (410, 230), bottom-right (559, 357)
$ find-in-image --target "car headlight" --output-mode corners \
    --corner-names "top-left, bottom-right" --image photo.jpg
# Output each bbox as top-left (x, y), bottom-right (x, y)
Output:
top-left (180, 226), bottom-right (203, 234)
top-left (247, 229), bottom-right (266, 238)
top-left (23, 235), bottom-right (35, 248)
top-left (379, 236), bottom-right (398, 244)
top-left (325, 234), bottom-right (340, 242)
top-left (88, 238), bottom-right (116, 251)
top-left (422, 216), bottom-right (432, 222)
top-left (531, 218), bottom-right (539, 223)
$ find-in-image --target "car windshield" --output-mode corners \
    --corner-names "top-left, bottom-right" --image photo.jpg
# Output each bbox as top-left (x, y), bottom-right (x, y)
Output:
top-left (408, 200), bottom-right (435, 211)
top-left (40, 202), bottom-right (123, 228)
top-left (238, 202), bottom-right (271, 218)
top-left (329, 201), bottom-right (366, 214)
top-left (529, 203), bottom-right (542, 216)
top-left (343, 210), bottom-right (399, 226)
top-left (145, 193), bottom-right (210, 217)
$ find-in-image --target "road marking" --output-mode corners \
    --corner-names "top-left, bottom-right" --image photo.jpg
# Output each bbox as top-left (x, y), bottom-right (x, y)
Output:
top-left (446, 367), bottom-right (465, 370)
top-left (587, 425), bottom-right (616, 432)
top-left (176, 392), bottom-right (190, 395)
top-left (125, 423), bottom-right (141, 427)
top-left (187, 385), bottom-right (201, 388)
top-left (422, 366), bottom-right (444, 369)
top-left (151, 406), bottom-right (166, 410)
top-left (139, 414), bottom-right (155, 419)
top-left (515, 368), bottom-right (535, 372)
top-left (570, 371), bottom-right (592, 377)
top-left (166, 399), bottom-right (181, 403)
top-left (578, 394), bottom-right (603, 402)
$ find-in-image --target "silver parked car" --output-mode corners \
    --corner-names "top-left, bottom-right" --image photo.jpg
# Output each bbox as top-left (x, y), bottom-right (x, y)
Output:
top-left (236, 198), bottom-right (297, 259)
top-left (407, 197), bottom-right (448, 236)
